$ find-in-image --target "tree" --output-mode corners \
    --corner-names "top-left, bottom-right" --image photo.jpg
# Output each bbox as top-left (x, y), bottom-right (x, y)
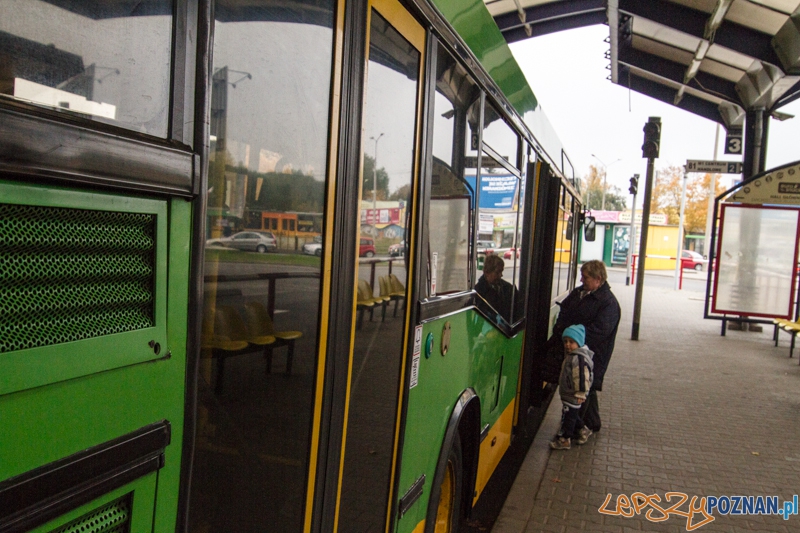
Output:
top-left (389, 183), bottom-right (411, 202)
top-left (651, 165), bottom-right (727, 233)
top-left (362, 154), bottom-right (390, 201)
top-left (652, 165), bottom-right (683, 224)
top-left (582, 165), bottom-right (627, 211)
top-left (684, 173), bottom-right (727, 234)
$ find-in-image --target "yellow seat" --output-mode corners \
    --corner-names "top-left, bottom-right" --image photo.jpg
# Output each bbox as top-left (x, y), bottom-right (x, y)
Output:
top-left (779, 319), bottom-right (800, 360)
top-left (244, 301), bottom-right (302, 374)
top-left (206, 305), bottom-right (266, 393)
top-left (388, 273), bottom-right (405, 295)
top-left (357, 279), bottom-right (387, 326)
top-left (380, 275), bottom-right (405, 317)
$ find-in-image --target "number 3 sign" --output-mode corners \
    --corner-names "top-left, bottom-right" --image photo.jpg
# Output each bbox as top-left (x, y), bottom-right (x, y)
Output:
top-left (725, 128), bottom-right (743, 155)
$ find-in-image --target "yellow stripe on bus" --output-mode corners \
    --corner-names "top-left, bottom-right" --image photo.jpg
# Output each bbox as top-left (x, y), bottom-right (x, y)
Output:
top-left (473, 400), bottom-right (516, 503)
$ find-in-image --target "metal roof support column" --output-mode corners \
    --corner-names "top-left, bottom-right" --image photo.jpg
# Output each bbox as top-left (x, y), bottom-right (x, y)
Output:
top-left (743, 107), bottom-right (768, 180)
top-left (608, 0), bottom-right (619, 84)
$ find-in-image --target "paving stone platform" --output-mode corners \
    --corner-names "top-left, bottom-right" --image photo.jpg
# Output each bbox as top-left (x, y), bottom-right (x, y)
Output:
top-left (492, 271), bottom-right (800, 533)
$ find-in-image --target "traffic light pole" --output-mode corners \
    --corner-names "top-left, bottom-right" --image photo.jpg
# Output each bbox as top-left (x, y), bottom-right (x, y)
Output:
top-left (625, 187), bottom-right (637, 286)
top-left (631, 157), bottom-right (655, 340)
top-left (625, 174), bottom-right (639, 286)
top-left (632, 117), bottom-right (661, 341)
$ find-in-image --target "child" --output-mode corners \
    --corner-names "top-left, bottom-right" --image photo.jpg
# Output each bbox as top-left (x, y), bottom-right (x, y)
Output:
top-left (550, 324), bottom-right (594, 450)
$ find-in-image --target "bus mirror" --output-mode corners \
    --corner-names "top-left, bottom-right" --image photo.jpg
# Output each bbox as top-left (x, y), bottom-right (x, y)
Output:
top-left (584, 216), bottom-right (596, 242)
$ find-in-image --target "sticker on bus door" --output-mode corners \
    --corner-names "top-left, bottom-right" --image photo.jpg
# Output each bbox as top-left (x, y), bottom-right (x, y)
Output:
top-left (431, 252), bottom-right (437, 296)
top-left (410, 325), bottom-right (422, 388)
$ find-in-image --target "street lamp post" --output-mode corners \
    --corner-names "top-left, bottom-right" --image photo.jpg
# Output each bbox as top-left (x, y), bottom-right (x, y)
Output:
top-left (370, 133), bottom-right (384, 226)
top-left (591, 154), bottom-right (621, 211)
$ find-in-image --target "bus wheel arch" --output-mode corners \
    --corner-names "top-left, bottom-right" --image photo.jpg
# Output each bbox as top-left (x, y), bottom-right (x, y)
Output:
top-left (425, 389), bottom-right (481, 533)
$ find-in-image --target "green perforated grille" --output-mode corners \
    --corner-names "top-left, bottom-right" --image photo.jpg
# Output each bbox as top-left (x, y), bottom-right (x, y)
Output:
top-left (0, 203), bottom-right (156, 353)
top-left (49, 495), bottom-right (132, 533)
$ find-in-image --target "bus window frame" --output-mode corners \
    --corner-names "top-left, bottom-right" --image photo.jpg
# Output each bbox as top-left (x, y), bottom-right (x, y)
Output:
top-left (0, 0), bottom-right (199, 197)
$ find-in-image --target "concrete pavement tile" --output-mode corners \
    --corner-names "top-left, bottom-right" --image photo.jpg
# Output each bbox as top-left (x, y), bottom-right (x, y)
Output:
top-left (489, 516), bottom-right (528, 533)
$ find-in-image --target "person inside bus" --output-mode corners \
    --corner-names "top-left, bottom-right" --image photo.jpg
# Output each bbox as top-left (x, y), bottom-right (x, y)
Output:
top-left (475, 254), bottom-right (520, 323)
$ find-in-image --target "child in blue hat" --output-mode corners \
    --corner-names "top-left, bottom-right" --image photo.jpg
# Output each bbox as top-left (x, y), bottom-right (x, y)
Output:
top-left (550, 324), bottom-right (594, 450)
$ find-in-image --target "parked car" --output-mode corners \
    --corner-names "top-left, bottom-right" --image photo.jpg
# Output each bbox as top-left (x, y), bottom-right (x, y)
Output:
top-left (302, 235), bottom-right (323, 257)
top-left (503, 248), bottom-right (520, 260)
top-left (388, 240), bottom-right (405, 257)
top-left (207, 231), bottom-right (277, 253)
top-left (359, 236), bottom-right (376, 257)
top-left (681, 250), bottom-right (707, 271)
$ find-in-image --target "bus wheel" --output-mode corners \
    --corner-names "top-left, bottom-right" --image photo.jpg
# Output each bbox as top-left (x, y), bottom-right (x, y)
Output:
top-left (434, 437), bottom-right (463, 533)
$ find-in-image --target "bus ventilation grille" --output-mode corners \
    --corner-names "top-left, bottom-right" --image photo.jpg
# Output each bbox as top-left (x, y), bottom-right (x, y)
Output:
top-left (48, 494), bottom-right (132, 533)
top-left (0, 203), bottom-right (156, 353)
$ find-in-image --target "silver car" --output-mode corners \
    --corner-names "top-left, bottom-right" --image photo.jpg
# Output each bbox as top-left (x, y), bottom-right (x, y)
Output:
top-left (302, 235), bottom-right (323, 256)
top-left (212, 231), bottom-right (277, 253)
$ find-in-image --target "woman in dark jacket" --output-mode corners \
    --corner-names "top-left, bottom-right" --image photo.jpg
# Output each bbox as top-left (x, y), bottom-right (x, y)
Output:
top-left (550, 260), bottom-right (620, 432)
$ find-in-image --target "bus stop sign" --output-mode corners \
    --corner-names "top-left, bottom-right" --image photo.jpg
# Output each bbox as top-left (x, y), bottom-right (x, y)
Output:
top-left (686, 160), bottom-right (743, 174)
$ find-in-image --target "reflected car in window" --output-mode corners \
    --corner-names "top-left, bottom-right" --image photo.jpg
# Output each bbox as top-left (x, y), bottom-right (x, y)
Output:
top-left (303, 235), bottom-right (323, 256)
top-left (208, 231), bottom-right (277, 253)
top-left (503, 248), bottom-right (520, 260)
top-left (388, 240), bottom-right (405, 257)
top-left (359, 237), bottom-right (376, 257)
top-left (477, 240), bottom-right (495, 255)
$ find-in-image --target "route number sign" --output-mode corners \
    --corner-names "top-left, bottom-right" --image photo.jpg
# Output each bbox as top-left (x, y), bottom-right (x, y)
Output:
top-left (724, 128), bottom-right (743, 155)
top-left (686, 160), bottom-right (743, 174)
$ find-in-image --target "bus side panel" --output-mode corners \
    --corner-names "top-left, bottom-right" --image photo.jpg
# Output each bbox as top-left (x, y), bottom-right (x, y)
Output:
top-left (395, 309), bottom-right (523, 532)
top-left (0, 190), bottom-right (190, 532)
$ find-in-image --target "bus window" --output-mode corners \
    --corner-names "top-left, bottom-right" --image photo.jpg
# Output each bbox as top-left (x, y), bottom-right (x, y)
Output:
top-left (472, 103), bottom-right (521, 322)
top-left (192, 0), bottom-right (335, 530)
top-left (426, 43), bottom-right (478, 296)
top-left (338, 7), bottom-right (422, 529)
top-left (0, 0), bottom-right (173, 137)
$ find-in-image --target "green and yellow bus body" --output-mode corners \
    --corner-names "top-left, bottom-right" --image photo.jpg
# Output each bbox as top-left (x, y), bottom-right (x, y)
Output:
top-left (396, 311), bottom-right (524, 533)
top-left (0, 0), bottom-right (585, 532)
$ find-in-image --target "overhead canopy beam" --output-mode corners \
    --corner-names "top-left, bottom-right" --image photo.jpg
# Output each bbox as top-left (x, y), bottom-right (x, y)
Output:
top-left (618, 43), bottom-right (739, 103)
top-left (620, 66), bottom-right (726, 124)
top-left (775, 78), bottom-right (800, 109)
top-left (618, 0), bottom-right (782, 67)
top-left (496, 0), bottom-right (607, 43)
top-left (503, 11), bottom-right (607, 43)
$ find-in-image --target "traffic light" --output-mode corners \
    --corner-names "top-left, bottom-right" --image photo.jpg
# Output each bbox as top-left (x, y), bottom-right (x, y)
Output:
top-left (629, 174), bottom-right (639, 195)
top-left (642, 116), bottom-right (661, 159)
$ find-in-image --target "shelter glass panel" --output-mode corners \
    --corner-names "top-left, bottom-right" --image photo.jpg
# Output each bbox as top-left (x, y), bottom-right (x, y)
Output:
top-left (713, 205), bottom-right (800, 317)
top-left (0, 0), bottom-right (173, 137)
top-left (191, 1), bottom-right (335, 531)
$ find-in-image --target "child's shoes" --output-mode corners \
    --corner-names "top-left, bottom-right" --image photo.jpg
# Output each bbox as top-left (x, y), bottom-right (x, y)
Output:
top-left (575, 426), bottom-right (593, 445)
top-left (549, 436), bottom-right (571, 450)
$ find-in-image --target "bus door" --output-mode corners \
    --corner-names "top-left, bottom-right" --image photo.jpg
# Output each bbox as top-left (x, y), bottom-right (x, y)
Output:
top-left (336, 0), bottom-right (424, 530)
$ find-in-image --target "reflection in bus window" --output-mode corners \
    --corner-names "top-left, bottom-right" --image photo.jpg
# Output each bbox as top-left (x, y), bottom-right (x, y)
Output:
top-left (474, 103), bottom-right (522, 322)
top-left (474, 253), bottom-right (522, 324)
top-left (192, 2), bottom-right (334, 531)
top-left (338, 9), bottom-right (420, 531)
top-left (0, 0), bottom-right (174, 137)
top-left (551, 185), bottom-right (579, 301)
top-left (426, 43), bottom-right (479, 296)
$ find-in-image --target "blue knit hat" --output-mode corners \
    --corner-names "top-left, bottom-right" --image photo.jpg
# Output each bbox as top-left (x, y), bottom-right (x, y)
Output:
top-left (562, 324), bottom-right (585, 346)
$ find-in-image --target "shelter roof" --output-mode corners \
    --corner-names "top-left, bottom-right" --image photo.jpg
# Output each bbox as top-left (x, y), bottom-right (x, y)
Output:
top-left (486, 0), bottom-right (800, 128)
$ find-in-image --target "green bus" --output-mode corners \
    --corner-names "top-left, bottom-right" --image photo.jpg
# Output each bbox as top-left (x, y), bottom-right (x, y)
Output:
top-left (0, 0), bottom-right (584, 532)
